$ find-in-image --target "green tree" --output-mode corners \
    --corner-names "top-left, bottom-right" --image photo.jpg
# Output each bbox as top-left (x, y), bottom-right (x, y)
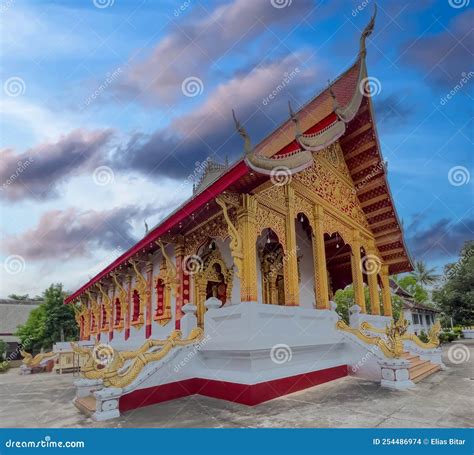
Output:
top-left (396, 275), bottom-right (429, 304)
top-left (15, 284), bottom-right (79, 351)
top-left (0, 340), bottom-right (7, 361)
top-left (433, 242), bottom-right (474, 326)
top-left (8, 294), bottom-right (30, 301)
top-left (16, 305), bottom-right (47, 351)
top-left (334, 285), bottom-right (371, 323)
top-left (412, 260), bottom-right (439, 290)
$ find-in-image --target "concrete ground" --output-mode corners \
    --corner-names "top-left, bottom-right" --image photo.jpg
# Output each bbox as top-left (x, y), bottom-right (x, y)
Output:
top-left (1, 340), bottom-right (473, 428)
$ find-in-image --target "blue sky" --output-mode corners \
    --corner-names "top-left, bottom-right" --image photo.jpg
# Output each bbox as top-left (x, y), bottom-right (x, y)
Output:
top-left (1, 0), bottom-right (472, 297)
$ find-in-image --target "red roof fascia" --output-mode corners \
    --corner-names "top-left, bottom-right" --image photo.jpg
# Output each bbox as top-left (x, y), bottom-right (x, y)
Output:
top-left (65, 160), bottom-right (249, 304)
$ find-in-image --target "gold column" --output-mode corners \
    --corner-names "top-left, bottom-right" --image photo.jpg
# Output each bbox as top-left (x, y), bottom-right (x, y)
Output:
top-left (380, 264), bottom-right (392, 317)
top-left (312, 205), bottom-right (329, 309)
top-left (350, 231), bottom-right (366, 313)
top-left (367, 242), bottom-right (381, 315)
top-left (283, 185), bottom-right (299, 306)
top-left (195, 275), bottom-right (207, 328)
top-left (237, 194), bottom-right (258, 302)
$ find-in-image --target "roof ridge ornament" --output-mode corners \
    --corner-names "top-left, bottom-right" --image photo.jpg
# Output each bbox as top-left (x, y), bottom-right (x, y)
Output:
top-left (359, 3), bottom-right (377, 58)
top-left (288, 101), bottom-right (302, 137)
top-left (232, 109), bottom-right (253, 155)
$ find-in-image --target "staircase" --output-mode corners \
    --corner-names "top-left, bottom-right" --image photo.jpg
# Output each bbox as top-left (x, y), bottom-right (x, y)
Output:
top-left (74, 396), bottom-right (96, 417)
top-left (401, 352), bottom-right (440, 383)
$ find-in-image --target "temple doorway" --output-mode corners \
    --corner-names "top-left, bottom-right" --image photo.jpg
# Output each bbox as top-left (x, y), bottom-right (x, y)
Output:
top-left (323, 232), bottom-right (353, 299)
top-left (295, 212), bottom-right (315, 308)
top-left (257, 228), bottom-right (285, 305)
top-left (194, 240), bottom-right (233, 327)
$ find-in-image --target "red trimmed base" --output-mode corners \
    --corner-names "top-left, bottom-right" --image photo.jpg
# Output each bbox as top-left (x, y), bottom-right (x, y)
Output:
top-left (119, 365), bottom-right (347, 413)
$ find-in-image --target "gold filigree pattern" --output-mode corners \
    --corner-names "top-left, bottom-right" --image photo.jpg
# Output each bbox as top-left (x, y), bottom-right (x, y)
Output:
top-left (255, 205), bottom-right (286, 250)
top-left (321, 211), bottom-right (354, 245)
top-left (320, 142), bottom-right (353, 181)
top-left (184, 214), bottom-right (230, 256)
top-left (294, 158), bottom-right (369, 229)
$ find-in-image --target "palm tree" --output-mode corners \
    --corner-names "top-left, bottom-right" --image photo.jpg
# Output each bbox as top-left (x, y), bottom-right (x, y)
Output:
top-left (411, 260), bottom-right (439, 289)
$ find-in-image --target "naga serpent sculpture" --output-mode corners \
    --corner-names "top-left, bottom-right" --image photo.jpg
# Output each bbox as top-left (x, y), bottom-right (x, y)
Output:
top-left (72, 328), bottom-right (204, 388)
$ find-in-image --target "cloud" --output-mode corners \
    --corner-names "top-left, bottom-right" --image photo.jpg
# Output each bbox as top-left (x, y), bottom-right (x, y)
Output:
top-left (374, 93), bottom-right (416, 126)
top-left (113, 0), bottom-right (313, 104)
top-left (2, 205), bottom-right (153, 261)
top-left (0, 129), bottom-right (113, 201)
top-left (112, 53), bottom-right (319, 179)
top-left (401, 9), bottom-right (474, 89)
top-left (407, 217), bottom-right (474, 260)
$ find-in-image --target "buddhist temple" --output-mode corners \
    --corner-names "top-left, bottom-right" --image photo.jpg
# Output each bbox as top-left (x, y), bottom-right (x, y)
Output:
top-left (66, 8), bottom-right (444, 421)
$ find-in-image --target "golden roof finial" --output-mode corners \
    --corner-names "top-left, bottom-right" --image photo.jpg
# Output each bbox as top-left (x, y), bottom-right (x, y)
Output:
top-left (359, 3), bottom-right (377, 58)
top-left (232, 109), bottom-right (252, 155)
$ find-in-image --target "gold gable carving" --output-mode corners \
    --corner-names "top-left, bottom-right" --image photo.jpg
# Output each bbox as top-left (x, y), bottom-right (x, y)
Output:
top-left (294, 155), bottom-right (369, 229)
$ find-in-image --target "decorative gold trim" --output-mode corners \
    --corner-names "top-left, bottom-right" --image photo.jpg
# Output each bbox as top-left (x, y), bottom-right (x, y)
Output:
top-left (111, 273), bottom-right (127, 331)
top-left (129, 260), bottom-right (147, 329)
top-left (336, 319), bottom-right (404, 358)
top-left (20, 350), bottom-right (56, 367)
top-left (361, 318), bottom-right (441, 349)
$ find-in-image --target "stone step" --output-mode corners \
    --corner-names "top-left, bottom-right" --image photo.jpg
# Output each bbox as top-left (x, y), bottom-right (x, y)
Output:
top-left (401, 352), bottom-right (418, 361)
top-left (409, 358), bottom-right (430, 371)
top-left (411, 363), bottom-right (441, 383)
top-left (74, 396), bottom-right (96, 417)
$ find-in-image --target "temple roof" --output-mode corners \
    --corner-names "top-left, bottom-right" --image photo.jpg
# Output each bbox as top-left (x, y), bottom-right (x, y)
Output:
top-left (193, 158), bottom-right (229, 195)
top-left (0, 299), bottom-right (41, 342)
top-left (65, 7), bottom-right (412, 304)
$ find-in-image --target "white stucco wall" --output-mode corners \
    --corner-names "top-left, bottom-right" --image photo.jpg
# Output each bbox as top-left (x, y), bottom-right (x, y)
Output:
top-left (295, 219), bottom-right (315, 308)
